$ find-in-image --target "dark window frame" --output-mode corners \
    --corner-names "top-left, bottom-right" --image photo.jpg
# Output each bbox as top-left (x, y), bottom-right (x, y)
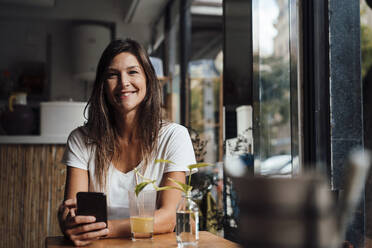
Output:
top-left (301, 0), bottom-right (331, 176)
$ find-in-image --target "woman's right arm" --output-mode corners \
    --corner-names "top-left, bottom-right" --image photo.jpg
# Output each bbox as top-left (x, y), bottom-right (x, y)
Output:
top-left (58, 167), bottom-right (109, 246)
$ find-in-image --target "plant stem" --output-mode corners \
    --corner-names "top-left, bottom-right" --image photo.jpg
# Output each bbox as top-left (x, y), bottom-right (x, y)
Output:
top-left (136, 169), bottom-right (149, 182)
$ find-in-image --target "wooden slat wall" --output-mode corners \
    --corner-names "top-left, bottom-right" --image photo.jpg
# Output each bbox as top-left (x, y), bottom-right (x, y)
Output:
top-left (0, 144), bottom-right (66, 248)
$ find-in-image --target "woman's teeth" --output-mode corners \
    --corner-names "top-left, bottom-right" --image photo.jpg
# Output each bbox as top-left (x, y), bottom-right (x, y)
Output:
top-left (122, 91), bottom-right (137, 96)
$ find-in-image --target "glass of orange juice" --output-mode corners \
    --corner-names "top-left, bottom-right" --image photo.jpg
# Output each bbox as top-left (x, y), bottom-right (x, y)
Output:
top-left (128, 190), bottom-right (156, 241)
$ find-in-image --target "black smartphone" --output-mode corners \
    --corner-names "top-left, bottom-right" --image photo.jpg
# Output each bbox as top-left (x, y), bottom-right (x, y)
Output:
top-left (76, 192), bottom-right (107, 225)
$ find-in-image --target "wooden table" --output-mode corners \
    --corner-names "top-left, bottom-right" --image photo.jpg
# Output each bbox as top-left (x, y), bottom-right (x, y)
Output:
top-left (45, 231), bottom-right (241, 248)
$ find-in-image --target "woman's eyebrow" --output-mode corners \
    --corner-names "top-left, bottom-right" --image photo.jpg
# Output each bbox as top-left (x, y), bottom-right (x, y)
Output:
top-left (107, 68), bottom-right (119, 72)
top-left (126, 65), bottom-right (141, 70)
top-left (107, 65), bottom-right (141, 71)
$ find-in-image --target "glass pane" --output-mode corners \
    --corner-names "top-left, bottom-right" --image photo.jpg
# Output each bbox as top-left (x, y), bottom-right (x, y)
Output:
top-left (189, 57), bottom-right (222, 163)
top-left (253, 0), bottom-right (295, 177)
top-left (168, 1), bottom-right (182, 123)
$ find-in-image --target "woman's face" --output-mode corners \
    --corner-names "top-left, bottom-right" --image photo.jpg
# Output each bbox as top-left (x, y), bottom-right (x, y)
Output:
top-left (105, 52), bottom-right (147, 115)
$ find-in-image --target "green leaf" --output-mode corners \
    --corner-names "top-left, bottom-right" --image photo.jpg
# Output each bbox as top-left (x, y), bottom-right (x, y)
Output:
top-left (168, 178), bottom-right (192, 193)
top-left (187, 163), bottom-right (213, 170)
top-left (135, 180), bottom-right (156, 196)
top-left (155, 159), bottom-right (176, 164)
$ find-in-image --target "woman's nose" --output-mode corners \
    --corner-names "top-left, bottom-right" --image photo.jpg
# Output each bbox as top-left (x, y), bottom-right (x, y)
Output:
top-left (120, 73), bottom-right (130, 87)
top-left (122, 80), bottom-right (130, 87)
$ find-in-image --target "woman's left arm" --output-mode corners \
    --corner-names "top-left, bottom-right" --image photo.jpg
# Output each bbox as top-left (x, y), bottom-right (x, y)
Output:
top-left (153, 171), bottom-right (185, 233)
top-left (107, 171), bottom-right (184, 237)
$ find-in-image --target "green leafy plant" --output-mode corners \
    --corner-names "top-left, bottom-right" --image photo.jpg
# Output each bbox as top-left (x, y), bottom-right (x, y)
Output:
top-left (134, 159), bottom-right (212, 196)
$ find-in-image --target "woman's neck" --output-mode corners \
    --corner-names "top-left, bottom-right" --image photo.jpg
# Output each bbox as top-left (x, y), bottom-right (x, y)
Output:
top-left (114, 110), bottom-right (138, 141)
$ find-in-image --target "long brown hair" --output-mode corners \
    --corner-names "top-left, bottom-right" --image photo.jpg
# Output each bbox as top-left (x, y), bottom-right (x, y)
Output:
top-left (84, 39), bottom-right (162, 189)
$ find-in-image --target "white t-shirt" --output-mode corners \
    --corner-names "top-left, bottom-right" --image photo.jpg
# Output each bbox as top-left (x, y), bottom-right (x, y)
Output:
top-left (61, 122), bottom-right (196, 220)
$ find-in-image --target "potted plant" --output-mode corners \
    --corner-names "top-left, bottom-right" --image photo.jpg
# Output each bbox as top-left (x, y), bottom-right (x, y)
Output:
top-left (134, 159), bottom-right (212, 246)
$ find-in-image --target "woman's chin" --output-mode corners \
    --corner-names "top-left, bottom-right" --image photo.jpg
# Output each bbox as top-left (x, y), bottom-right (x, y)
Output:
top-left (117, 105), bottom-right (139, 115)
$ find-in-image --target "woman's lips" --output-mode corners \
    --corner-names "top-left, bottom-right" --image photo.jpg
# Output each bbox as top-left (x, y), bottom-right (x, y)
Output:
top-left (118, 91), bottom-right (137, 98)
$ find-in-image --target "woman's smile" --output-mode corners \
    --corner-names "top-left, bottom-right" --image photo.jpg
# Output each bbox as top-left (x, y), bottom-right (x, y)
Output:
top-left (118, 90), bottom-right (138, 98)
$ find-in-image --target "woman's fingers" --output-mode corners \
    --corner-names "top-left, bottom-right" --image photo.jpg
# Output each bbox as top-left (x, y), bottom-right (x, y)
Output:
top-left (64, 198), bottom-right (77, 208)
top-left (65, 215), bottom-right (96, 228)
top-left (68, 226), bottom-right (109, 246)
top-left (59, 199), bottom-right (77, 223)
top-left (70, 208), bottom-right (76, 217)
top-left (68, 221), bottom-right (106, 236)
top-left (71, 226), bottom-right (109, 239)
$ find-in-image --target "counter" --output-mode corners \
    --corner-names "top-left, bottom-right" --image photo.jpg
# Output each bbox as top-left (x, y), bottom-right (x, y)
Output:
top-left (0, 135), bottom-right (68, 144)
top-left (0, 143), bottom-right (66, 247)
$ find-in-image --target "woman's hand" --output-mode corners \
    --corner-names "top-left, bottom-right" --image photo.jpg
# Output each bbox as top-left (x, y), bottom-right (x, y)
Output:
top-left (59, 199), bottom-right (109, 246)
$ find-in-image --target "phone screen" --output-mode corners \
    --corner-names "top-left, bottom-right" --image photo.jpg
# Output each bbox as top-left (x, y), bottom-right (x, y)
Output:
top-left (76, 192), bottom-right (107, 224)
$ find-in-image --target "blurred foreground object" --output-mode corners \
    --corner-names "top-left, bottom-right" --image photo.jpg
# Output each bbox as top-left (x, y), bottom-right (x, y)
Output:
top-left (235, 148), bottom-right (371, 248)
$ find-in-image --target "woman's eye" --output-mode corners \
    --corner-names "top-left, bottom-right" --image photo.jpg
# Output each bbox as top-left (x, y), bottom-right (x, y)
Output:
top-left (129, 70), bottom-right (138, 75)
top-left (107, 73), bottom-right (118, 79)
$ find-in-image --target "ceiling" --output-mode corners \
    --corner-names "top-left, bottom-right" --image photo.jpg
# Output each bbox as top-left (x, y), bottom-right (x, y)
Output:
top-left (191, 14), bottom-right (223, 60)
top-left (0, 0), bottom-right (169, 26)
top-left (0, 0), bottom-right (170, 46)
top-left (126, 0), bottom-right (169, 25)
top-left (0, 0), bottom-right (223, 59)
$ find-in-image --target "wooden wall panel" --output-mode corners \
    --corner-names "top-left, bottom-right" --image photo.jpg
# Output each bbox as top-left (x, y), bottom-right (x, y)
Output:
top-left (0, 144), bottom-right (66, 248)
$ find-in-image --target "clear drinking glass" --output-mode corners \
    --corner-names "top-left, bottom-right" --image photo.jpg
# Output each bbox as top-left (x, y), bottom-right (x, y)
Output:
top-left (128, 190), bottom-right (157, 241)
top-left (176, 191), bottom-right (199, 247)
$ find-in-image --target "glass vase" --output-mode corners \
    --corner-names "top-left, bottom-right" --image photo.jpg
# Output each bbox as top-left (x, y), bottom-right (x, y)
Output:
top-left (176, 191), bottom-right (199, 247)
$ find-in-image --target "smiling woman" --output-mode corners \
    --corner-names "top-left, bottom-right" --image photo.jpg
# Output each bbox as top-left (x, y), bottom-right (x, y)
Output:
top-left (57, 39), bottom-right (196, 246)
